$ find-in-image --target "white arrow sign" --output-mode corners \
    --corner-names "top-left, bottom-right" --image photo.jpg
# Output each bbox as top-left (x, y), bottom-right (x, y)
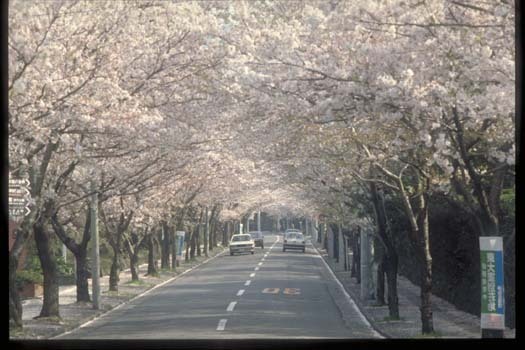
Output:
top-left (8, 176), bottom-right (32, 220)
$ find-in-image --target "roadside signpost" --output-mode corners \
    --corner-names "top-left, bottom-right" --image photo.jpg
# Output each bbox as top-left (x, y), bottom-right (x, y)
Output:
top-left (480, 237), bottom-right (505, 338)
top-left (9, 175), bottom-right (32, 248)
top-left (8, 176), bottom-right (32, 221)
top-left (175, 231), bottom-right (185, 261)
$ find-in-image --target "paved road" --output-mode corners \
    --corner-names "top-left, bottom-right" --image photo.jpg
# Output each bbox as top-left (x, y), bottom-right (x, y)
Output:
top-left (58, 235), bottom-right (378, 339)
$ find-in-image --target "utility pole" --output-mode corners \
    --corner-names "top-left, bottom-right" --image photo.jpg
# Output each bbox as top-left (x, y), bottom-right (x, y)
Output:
top-left (257, 211), bottom-right (261, 232)
top-left (90, 179), bottom-right (100, 310)
top-left (306, 218), bottom-right (310, 236)
top-left (62, 243), bottom-right (67, 263)
top-left (245, 215), bottom-right (250, 233)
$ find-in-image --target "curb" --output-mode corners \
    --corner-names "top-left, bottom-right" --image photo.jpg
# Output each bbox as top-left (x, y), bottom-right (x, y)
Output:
top-left (309, 241), bottom-right (388, 339)
top-left (51, 248), bottom-right (228, 339)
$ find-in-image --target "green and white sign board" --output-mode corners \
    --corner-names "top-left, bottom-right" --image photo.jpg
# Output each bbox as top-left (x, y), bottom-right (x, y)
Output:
top-left (479, 237), bottom-right (505, 330)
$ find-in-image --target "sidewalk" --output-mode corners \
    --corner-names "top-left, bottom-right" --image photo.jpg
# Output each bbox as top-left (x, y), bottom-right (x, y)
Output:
top-left (312, 240), bottom-right (516, 339)
top-left (10, 246), bottom-right (228, 340)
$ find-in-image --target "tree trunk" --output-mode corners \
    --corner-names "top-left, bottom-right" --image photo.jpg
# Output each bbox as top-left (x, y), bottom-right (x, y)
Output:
top-left (376, 258), bottom-right (386, 305)
top-left (333, 224), bottom-right (339, 263)
top-left (109, 247), bottom-right (120, 292)
top-left (147, 233), bottom-right (158, 276)
top-left (34, 219), bottom-right (60, 318)
top-left (170, 227), bottom-right (177, 269)
top-left (161, 221), bottom-right (170, 269)
top-left (370, 180), bottom-right (399, 318)
top-left (9, 253), bottom-right (23, 328)
top-left (222, 221), bottom-right (228, 246)
top-left (197, 226), bottom-right (202, 257)
top-left (9, 218), bottom-right (35, 328)
top-left (203, 207), bottom-right (209, 257)
top-left (130, 252), bottom-right (139, 281)
top-left (185, 228), bottom-right (191, 262)
top-left (323, 224), bottom-right (328, 250)
top-left (351, 228), bottom-right (361, 283)
top-left (74, 250), bottom-right (90, 301)
top-left (385, 252), bottom-right (399, 319)
top-left (209, 218), bottom-right (215, 250)
top-left (344, 236), bottom-right (349, 271)
top-left (189, 226), bottom-right (196, 260)
top-left (109, 224), bottom-right (124, 292)
top-left (417, 201), bottom-right (434, 334)
top-left (209, 205), bottom-right (219, 249)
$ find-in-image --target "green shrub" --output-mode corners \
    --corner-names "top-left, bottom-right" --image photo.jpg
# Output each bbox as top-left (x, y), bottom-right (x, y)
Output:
top-left (55, 255), bottom-right (74, 277)
top-left (500, 188), bottom-right (515, 219)
top-left (15, 270), bottom-right (43, 289)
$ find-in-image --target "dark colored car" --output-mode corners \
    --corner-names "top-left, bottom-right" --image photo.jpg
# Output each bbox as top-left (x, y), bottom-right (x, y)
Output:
top-left (249, 231), bottom-right (264, 249)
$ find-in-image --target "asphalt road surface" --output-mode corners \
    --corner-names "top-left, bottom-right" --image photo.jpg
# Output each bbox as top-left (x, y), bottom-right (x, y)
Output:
top-left (58, 235), bottom-right (379, 339)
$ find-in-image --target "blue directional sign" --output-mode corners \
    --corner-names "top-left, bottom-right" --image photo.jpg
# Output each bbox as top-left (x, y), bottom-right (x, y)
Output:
top-left (479, 237), bottom-right (505, 330)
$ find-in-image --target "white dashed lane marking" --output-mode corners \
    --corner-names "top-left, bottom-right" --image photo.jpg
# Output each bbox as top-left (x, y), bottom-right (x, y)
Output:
top-left (217, 319), bottom-right (227, 331)
top-left (245, 280), bottom-right (251, 286)
top-left (237, 289), bottom-right (245, 296)
top-left (250, 273), bottom-right (255, 278)
top-left (227, 302), bottom-right (237, 312)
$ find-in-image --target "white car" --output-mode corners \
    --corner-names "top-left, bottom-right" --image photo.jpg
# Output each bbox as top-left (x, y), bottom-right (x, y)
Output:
top-left (283, 231), bottom-right (306, 253)
top-left (229, 234), bottom-right (255, 256)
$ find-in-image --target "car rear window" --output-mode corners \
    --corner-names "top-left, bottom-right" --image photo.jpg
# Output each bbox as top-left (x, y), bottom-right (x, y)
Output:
top-left (232, 235), bottom-right (250, 242)
top-left (286, 233), bottom-right (296, 239)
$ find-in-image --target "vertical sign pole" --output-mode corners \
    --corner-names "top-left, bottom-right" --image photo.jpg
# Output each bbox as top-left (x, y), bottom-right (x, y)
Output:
top-left (480, 237), bottom-right (505, 338)
top-left (257, 211), bottom-right (261, 232)
top-left (175, 231), bottom-right (185, 263)
top-left (90, 180), bottom-right (100, 310)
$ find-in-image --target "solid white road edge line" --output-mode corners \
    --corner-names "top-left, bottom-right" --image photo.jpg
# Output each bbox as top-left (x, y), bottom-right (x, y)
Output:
top-left (309, 243), bottom-right (384, 339)
top-left (52, 248), bottom-right (229, 339)
top-left (217, 319), bottom-right (228, 331)
top-left (227, 301), bottom-right (237, 312)
top-left (237, 289), bottom-right (245, 296)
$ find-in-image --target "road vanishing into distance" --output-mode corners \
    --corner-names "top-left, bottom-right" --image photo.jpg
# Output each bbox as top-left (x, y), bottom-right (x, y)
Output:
top-left (57, 234), bottom-right (380, 339)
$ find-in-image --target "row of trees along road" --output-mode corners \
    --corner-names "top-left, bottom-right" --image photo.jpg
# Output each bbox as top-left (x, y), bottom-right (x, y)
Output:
top-left (9, 0), bottom-right (514, 336)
